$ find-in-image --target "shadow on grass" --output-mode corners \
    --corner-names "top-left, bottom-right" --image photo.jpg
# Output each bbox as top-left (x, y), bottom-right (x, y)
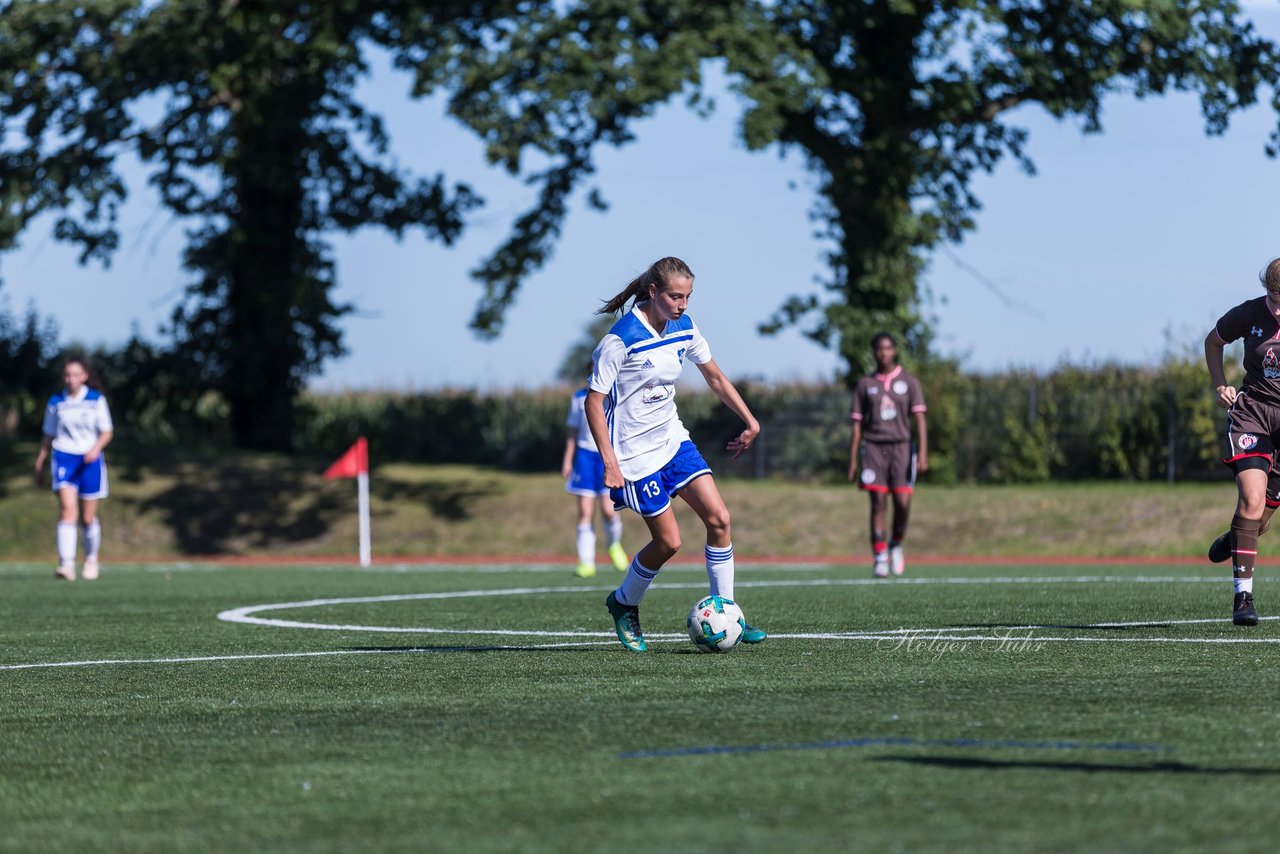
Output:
top-left (371, 477), bottom-right (503, 522)
top-left (950, 623), bottom-right (1179, 631)
top-left (345, 644), bottom-right (600, 654)
top-left (874, 755), bottom-right (1280, 776)
top-left (140, 464), bottom-right (349, 554)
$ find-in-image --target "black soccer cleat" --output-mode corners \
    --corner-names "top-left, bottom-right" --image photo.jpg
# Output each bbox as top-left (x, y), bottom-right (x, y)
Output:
top-left (1207, 532), bottom-right (1232, 564)
top-left (1233, 592), bottom-right (1259, 627)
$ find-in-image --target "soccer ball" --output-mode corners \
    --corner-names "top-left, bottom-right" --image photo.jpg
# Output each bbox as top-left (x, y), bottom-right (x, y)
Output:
top-left (687, 595), bottom-right (745, 653)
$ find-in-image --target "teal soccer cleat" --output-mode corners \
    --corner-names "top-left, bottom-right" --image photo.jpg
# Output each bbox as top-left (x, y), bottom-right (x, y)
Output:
top-left (739, 619), bottom-right (768, 644)
top-left (605, 591), bottom-right (647, 652)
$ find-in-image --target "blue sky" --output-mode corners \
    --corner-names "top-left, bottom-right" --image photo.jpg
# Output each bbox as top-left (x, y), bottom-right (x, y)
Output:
top-left (4, 8), bottom-right (1280, 390)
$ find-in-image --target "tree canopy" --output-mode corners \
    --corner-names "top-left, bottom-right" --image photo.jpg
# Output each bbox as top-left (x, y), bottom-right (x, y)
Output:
top-left (0, 0), bottom-right (698, 448)
top-left (457, 0), bottom-right (1280, 377)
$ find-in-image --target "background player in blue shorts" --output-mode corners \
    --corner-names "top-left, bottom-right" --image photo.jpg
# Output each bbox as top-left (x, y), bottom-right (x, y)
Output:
top-left (583, 256), bottom-right (767, 652)
top-left (33, 357), bottom-right (114, 581)
top-left (562, 382), bottom-right (629, 577)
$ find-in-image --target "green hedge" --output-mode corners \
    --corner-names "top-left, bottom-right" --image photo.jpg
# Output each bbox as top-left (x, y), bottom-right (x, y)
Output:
top-left (286, 356), bottom-right (1231, 483)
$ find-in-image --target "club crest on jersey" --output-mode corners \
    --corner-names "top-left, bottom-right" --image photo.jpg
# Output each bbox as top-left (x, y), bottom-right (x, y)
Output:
top-left (641, 381), bottom-right (673, 405)
top-left (893, 380), bottom-right (909, 395)
top-left (1265, 348), bottom-right (1280, 379)
top-left (1240, 434), bottom-right (1259, 450)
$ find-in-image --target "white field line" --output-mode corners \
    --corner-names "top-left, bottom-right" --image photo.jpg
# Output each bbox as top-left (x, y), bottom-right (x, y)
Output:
top-left (1, 575), bottom-right (1271, 673)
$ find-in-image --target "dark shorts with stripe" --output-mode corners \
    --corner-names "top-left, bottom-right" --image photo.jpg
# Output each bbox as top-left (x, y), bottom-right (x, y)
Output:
top-left (1224, 392), bottom-right (1280, 475)
top-left (858, 441), bottom-right (916, 494)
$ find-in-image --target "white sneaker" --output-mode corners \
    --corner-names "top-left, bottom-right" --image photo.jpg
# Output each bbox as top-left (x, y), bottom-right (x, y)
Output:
top-left (82, 557), bottom-right (100, 581)
top-left (55, 561), bottom-right (76, 581)
top-left (890, 544), bottom-right (905, 576)
top-left (872, 554), bottom-right (890, 578)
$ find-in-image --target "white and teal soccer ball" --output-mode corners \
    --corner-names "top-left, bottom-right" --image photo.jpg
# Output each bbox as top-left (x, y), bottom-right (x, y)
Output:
top-left (687, 595), bottom-right (745, 653)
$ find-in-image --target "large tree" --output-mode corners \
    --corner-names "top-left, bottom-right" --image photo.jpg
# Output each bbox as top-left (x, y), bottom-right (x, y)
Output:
top-left (0, 0), bottom-right (695, 448)
top-left (460, 1), bottom-right (1280, 379)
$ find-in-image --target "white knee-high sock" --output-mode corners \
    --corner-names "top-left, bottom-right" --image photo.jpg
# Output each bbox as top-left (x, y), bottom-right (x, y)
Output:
top-left (57, 522), bottom-right (78, 564)
top-left (616, 556), bottom-right (659, 606)
top-left (576, 523), bottom-right (596, 565)
top-left (606, 516), bottom-right (623, 546)
top-left (83, 519), bottom-right (102, 559)
top-left (706, 544), bottom-right (735, 601)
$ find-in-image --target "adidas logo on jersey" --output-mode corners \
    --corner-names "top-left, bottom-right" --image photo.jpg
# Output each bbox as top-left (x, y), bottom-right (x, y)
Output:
top-left (640, 359), bottom-right (654, 369)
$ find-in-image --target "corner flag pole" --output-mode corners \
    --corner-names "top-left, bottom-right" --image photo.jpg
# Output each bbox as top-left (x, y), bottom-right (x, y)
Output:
top-left (323, 437), bottom-right (372, 568)
top-left (357, 468), bottom-right (371, 568)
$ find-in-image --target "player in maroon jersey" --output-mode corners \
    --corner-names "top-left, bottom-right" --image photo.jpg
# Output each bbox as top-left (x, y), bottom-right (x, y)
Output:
top-left (1204, 257), bottom-right (1280, 626)
top-left (847, 333), bottom-right (928, 577)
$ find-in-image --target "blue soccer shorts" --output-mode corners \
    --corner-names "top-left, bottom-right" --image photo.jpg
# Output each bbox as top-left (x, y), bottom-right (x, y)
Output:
top-left (566, 447), bottom-right (609, 497)
top-left (611, 440), bottom-right (712, 517)
top-left (51, 450), bottom-right (109, 499)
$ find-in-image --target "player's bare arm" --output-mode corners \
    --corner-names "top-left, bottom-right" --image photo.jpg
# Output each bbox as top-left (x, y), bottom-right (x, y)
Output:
top-left (695, 359), bottom-right (760, 459)
top-left (1204, 329), bottom-right (1236, 408)
top-left (848, 421), bottom-right (862, 481)
top-left (584, 390), bottom-right (624, 488)
top-left (914, 412), bottom-right (929, 472)
top-left (83, 431), bottom-right (113, 465)
top-left (34, 435), bottom-right (51, 486)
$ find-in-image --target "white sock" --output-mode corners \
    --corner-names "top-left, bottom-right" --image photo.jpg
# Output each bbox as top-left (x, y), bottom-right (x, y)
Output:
top-left (606, 516), bottom-right (623, 546)
top-left (1235, 576), bottom-right (1254, 594)
top-left (576, 523), bottom-right (596, 566)
top-left (83, 519), bottom-right (102, 559)
top-left (57, 522), bottom-right (78, 565)
top-left (705, 544), bottom-right (735, 601)
top-left (616, 556), bottom-right (659, 606)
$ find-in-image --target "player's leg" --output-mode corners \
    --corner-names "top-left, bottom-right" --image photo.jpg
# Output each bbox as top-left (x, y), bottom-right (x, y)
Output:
top-left (889, 491), bottom-right (912, 577)
top-left (886, 443), bottom-right (916, 576)
top-left (677, 473), bottom-right (767, 643)
top-left (54, 487), bottom-right (79, 580)
top-left (869, 491), bottom-right (890, 577)
top-left (573, 494), bottom-right (597, 578)
top-left (1231, 466), bottom-right (1267, 626)
top-left (600, 497), bottom-right (627, 571)
top-left (1209, 464), bottom-right (1280, 562)
top-left (605, 507), bottom-right (681, 652)
top-left (78, 455), bottom-right (106, 580)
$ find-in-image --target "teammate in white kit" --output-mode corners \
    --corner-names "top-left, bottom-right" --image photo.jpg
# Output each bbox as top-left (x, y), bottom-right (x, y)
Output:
top-left (584, 256), bottom-right (767, 652)
top-left (562, 382), bottom-right (629, 577)
top-left (33, 357), bottom-right (114, 581)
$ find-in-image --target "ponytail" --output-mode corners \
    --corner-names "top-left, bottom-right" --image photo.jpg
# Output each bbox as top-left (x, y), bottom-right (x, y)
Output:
top-left (598, 256), bottom-right (694, 315)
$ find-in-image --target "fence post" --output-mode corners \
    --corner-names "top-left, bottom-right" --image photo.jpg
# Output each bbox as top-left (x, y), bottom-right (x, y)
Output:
top-left (1166, 381), bottom-right (1176, 484)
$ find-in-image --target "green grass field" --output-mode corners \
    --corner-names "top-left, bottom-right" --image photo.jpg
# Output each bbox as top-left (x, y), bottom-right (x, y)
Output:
top-left (3, 560), bottom-right (1276, 852)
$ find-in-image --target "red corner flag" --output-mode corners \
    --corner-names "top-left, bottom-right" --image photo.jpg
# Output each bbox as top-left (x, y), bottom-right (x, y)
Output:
top-left (324, 437), bottom-right (369, 480)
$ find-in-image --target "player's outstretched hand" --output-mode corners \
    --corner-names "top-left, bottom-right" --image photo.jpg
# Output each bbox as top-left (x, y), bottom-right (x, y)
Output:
top-left (726, 424), bottom-right (761, 460)
top-left (1216, 385), bottom-right (1238, 409)
top-left (603, 460), bottom-right (625, 490)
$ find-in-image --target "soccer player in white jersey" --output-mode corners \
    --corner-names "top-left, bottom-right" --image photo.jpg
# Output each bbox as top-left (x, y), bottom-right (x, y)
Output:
top-left (562, 381), bottom-right (629, 577)
top-left (585, 256), bottom-right (767, 652)
top-left (33, 358), bottom-right (114, 581)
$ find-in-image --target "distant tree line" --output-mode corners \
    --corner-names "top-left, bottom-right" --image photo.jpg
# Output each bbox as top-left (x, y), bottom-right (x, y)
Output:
top-left (0, 296), bottom-right (1234, 483)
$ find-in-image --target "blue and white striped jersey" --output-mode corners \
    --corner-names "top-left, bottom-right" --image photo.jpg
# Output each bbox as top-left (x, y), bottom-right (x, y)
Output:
top-left (565, 387), bottom-right (599, 452)
top-left (588, 303), bottom-right (712, 480)
top-left (43, 387), bottom-right (113, 454)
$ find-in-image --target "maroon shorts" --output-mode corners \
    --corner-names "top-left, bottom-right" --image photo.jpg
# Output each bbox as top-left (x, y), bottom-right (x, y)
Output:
top-left (858, 441), bottom-right (916, 494)
top-left (1224, 392), bottom-right (1280, 474)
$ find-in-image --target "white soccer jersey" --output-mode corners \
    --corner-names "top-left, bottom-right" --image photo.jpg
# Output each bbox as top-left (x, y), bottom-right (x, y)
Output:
top-left (43, 387), bottom-right (113, 454)
top-left (565, 387), bottom-right (599, 452)
top-left (589, 303), bottom-right (712, 481)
